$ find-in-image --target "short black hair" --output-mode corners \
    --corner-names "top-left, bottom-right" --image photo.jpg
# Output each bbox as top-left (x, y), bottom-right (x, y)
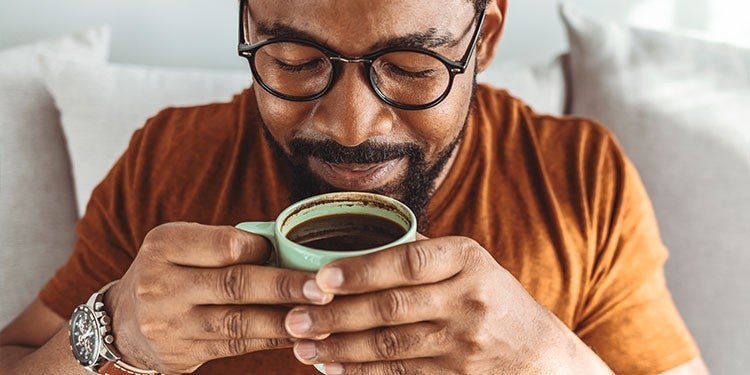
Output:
top-left (471, 0), bottom-right (490, 13)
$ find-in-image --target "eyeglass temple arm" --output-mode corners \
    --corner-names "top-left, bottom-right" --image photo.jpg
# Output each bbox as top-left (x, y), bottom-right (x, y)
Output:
top-left (458, 7), bottom-right (486, 68)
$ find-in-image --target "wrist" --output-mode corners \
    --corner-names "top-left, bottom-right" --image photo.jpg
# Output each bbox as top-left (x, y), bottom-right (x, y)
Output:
top-left (69, 280), bottom-right (159, 374)
top-left (533, 310), bottom-right (613, 374)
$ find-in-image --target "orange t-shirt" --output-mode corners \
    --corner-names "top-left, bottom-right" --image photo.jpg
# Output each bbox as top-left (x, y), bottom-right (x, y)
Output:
top-left (40, 84), bottom-right (698, 374)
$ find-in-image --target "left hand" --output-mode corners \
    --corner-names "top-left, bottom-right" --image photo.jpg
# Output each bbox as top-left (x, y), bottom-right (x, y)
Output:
top-left (284, 236), bottom-right (610, 374)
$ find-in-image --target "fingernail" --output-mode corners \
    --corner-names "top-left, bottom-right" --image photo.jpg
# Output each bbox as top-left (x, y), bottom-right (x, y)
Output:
top-left (286, 310), bottom-right (312, 335)
top-left (294, 341), bottom-right (317, 360)
top-left (303, 279), bottom-right (330, 303)
top-left (323, 363), bottom-right (344, 375)
top-left (318, 267), bottom-right (343, 290)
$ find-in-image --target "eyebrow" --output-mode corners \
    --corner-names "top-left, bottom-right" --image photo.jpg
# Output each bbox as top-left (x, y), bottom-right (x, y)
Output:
top-left (253, 21), bottom-right (462, 53)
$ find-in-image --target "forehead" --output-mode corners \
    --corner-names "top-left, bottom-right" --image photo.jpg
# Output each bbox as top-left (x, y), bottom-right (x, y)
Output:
top-left (248, 0), bottom-right (475, 54)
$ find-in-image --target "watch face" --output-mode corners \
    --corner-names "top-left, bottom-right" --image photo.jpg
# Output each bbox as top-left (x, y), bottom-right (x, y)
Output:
top-left (69, 306), bottom-right (101, 366)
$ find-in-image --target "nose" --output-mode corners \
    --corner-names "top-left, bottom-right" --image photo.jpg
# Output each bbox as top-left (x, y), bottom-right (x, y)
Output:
top-left (310, 63), bottom-right (393, 147)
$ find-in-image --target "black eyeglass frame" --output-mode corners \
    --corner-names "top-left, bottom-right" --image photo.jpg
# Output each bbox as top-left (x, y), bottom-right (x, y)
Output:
top-left (237, 0), bottom-right (486, 110)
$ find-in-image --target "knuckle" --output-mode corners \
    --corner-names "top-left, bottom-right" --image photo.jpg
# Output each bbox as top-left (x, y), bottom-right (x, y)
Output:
top-left (456, 236), bottom-right (480, 250)
top-left (141, 222), bottom-right (193, 263)
top-left (403, 242), bottom-right (433, 281)
top-left (144, 222), bottom-right (183, 246)
top-left (226, 339), bottom-right (251, 356)
top-left (461, 294), bottom-right (490, 318)
top-left (471, 330), bottom-right (493, 352)
top-left (220, 266), bottom-right (247, 302)
top-left (133, 278), bottom-right (160, 302)
top-left (386, 361), bottom-right (409, 375)
top-left (140, 230), bottom-right (165, 256)
top-left (206, 342), bottom-right (226, 358)
top-left (222, 308), bottom-right (246, 339)
top-left (455, 236), bottom-right (484, 264)
top-left (273, 273), bottom-right (296, 301)
top-left (143, 223), bottom-right (169, 243)
top-left (460, 328), bottom-right (493, 359)
top-left (463, 283), bottom-right (493, 315)
top-left (432, 326), bottom-right (452, 348)
top-left (218, 228), bottom-right (246, 264)
top-left (138, 318), bottom-right (169, 342)
top-left (377, 289), bottom-right (409, 323)
top-left (373, 328), bottom-right (406, 359)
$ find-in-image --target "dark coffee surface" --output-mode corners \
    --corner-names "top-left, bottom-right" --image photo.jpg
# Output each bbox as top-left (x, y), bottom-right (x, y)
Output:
top-left (286, 213), bottom-right (406, 251)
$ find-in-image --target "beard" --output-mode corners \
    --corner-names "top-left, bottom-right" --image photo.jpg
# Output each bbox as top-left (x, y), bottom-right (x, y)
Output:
top-left (258, 79), bottom-right (477, 226)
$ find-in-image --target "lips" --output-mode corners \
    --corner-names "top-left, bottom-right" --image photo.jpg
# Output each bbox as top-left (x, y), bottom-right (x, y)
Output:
top-left (308, 157), bottom-right (406, 191)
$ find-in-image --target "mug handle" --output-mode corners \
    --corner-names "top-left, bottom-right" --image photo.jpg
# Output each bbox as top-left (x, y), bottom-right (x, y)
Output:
top-left (235, 221), bottom-right (277, 265)
top-left (235, 221), bottom-right (276, 241)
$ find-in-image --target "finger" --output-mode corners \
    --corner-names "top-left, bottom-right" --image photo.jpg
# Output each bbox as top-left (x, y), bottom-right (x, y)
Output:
top-left (316, 236), bottom-right (479, 294)
top-left (175, 264), bottom-right (333, 305)
top-left (196, 337), bottom-right (295, 363)
top-left (184, 305), bottom-right (291, 340)
top-left (292, 322), bottom-right (448, 365)
top-left (285, 284), bottom-right (448, 338)
top-left (317, 358), bottom-right (444, 375)
top-left (416, 232), bottom-right (429, 240)
top-left (142, 222), bottom-right (272, 268)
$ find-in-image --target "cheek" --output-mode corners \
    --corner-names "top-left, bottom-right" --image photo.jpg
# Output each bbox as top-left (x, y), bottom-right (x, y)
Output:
top-left (255, 89), bottom-right (314, 148)
top-left (397, 75), bottom-right (474, 158)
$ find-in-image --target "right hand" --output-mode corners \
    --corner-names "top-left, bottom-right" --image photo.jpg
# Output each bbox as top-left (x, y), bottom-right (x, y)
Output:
top-left (103, 222), bottom-right (334, 374)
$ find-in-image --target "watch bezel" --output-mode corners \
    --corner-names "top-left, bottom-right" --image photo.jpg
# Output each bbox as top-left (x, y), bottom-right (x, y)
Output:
top-left (69, 304), bottom-right (103, 368)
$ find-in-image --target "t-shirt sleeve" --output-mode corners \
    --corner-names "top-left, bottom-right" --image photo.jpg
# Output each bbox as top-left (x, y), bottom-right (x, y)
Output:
top-left (39, 128), bottom-right (146, 319)
top-left (574, 138), bottom-right (700, 374)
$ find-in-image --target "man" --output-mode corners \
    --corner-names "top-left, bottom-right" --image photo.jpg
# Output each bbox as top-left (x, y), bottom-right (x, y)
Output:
top-left (0, 0), bottom-right (709, 374)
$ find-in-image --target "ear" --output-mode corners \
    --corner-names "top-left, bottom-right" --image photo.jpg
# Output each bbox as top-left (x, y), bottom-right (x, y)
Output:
top-left (475, 0), bottom-right (507, 73)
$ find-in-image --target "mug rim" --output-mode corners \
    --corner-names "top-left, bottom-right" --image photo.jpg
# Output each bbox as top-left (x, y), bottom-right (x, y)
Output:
top-left (274, 192), bottom-right (417, 255)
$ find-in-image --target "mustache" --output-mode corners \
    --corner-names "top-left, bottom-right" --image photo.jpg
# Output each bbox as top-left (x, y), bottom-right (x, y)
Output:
top-left (289, 138), bottom-right (423, 164)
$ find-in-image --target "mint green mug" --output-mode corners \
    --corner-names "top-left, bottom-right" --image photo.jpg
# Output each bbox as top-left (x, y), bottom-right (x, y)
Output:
top-left (235, 192), bottom-right (417, 272)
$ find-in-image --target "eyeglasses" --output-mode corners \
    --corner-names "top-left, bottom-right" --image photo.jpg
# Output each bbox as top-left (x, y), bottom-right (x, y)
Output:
top-left (237, 1), bottom-right (486, 110)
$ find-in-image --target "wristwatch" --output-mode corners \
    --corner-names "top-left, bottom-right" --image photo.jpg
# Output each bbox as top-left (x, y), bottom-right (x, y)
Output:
top-left (69, 280), bottom-right (160, 375)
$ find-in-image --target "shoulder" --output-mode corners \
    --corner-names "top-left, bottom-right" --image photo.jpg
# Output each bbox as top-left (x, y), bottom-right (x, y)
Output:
top-left (474, 83), bottom-right (625, 175)
top-left (136, 88), bottom-right (253, 155)
top-left (120, 88), bottom-right (259, 179)
top-left (473, 84), bottom-right (634, 250)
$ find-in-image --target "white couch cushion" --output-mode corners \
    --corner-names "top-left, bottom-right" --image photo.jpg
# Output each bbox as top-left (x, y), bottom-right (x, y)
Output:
top-left (0, 27), bottom-right (110, 327)
top-left (562, 5), bottom-right (750, 373)
top-left (478, 55), bottom-right (566, 115)
top-left (40, 60), bottom-right (251, 216)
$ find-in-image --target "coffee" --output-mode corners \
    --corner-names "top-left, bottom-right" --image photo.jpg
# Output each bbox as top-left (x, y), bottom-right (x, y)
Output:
top-left (286, 213), bottom-right (406, 251)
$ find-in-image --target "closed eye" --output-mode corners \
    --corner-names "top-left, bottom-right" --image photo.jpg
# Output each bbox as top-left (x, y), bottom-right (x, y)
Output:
top-left (382, 63), bottom-right (437, 79)
top-left (273, 58), bottom-right (327, 72)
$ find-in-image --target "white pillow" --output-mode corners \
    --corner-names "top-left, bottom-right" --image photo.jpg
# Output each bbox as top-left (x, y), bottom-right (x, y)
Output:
top-left (0, 27), bottom-right (110, 327)
top-left (478, 55), bottom-right (566, 115)
top-left (41, 59), bottom-right (251, 215)
top-left (562, 5), bottom-right (750, 373)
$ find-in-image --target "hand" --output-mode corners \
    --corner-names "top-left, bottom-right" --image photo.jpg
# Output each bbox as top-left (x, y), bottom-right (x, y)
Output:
top-left (104, 222), bottom-right (334, 374)
top-left (284, 236), bottom-right (611, 374)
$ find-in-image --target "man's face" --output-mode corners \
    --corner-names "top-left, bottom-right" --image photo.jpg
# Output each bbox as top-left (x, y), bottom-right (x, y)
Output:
top-left (248, 1), bottom-right (482, 218)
